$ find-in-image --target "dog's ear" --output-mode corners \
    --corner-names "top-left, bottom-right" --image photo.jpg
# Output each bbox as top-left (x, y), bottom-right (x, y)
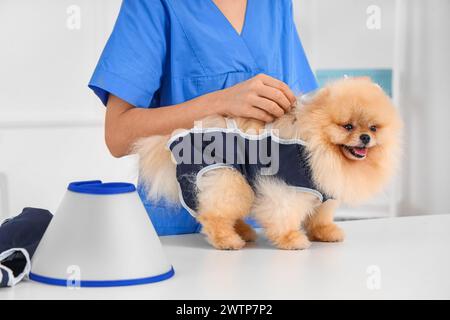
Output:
top-left (300, 87), bottom-right (330, 106)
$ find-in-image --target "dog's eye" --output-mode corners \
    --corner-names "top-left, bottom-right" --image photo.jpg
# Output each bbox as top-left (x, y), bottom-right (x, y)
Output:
top-left (343, 124), bottom-right (353, 131)
top-left (369, 125), bottom-right (377, 132)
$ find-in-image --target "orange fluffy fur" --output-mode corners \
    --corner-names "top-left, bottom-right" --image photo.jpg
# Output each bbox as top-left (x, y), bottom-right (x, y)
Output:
top-left (134, 78), bottom-right (402, 250)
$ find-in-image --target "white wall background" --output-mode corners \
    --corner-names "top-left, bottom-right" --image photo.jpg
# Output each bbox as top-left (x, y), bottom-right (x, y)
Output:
top-left (395, 0), bottom-right (450, 215)
top-left (294, 0), bottom-right (395, 69)
top-left (0, 0), bottom-right (136, 219)
top-left (0, 0), bottom-right (449, 220)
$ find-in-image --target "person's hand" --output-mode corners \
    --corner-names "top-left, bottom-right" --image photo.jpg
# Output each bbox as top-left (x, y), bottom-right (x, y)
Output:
top-left (211, 73), bottom-right (297, 122)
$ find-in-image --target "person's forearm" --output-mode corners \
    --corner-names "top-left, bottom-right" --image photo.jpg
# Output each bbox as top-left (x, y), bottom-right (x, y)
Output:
top-left (105, 74), bottom-right (296, 158)
top-left (105, 92), bottom-right (222, 157)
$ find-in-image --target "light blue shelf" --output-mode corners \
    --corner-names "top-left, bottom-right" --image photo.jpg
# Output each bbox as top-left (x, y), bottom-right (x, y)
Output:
top-left (315, 69), bottom-right (392, 97)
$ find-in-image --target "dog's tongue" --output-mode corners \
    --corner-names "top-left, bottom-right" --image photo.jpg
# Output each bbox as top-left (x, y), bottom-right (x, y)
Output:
top-left (353, 147), bottom-right (368, 156)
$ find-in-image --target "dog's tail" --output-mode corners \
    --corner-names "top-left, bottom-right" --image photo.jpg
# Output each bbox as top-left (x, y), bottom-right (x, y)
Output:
top-left (133, 135), bottom-right (180, 204)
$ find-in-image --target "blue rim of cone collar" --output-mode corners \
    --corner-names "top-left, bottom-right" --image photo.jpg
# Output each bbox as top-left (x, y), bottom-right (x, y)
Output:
top-left (68, 180), bottom-right (136, 195)
top-left (29, 267), bottom-right (175, 287)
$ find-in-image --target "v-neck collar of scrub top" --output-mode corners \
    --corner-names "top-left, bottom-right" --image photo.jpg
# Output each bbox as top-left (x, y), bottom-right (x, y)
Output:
top-left (168, 0), bottom-right (261, 77)
top-left (207, 0), bottom-right (250, 37)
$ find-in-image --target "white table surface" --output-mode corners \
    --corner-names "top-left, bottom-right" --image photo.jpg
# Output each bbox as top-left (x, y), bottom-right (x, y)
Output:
top-left (1, 214), bottom-right (449, 300)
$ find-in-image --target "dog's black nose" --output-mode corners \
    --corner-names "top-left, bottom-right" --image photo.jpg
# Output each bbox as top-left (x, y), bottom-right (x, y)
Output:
top-left (360, 134), bottom-right (371, 145)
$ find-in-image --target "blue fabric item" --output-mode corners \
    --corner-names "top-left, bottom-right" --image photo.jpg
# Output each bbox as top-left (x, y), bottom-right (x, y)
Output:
top-left (0, 268), bottom-right (8, 287)
top-left (88, 0), bottom-right (318, 235)
top-left (168, 128), bottom-right (328, 216)
top-left (0, 208), bottom-right (53, 287)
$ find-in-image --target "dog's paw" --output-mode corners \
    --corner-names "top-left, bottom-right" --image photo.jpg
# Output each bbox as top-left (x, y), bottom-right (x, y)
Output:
top-left (209, 234), bottom-right (246, 250)
top-left (234, 220), bottom-right (257, 242)
top-left (307, 223), bottom-right (345, 242)
top-left (274, 231), bottom-right (311, 250)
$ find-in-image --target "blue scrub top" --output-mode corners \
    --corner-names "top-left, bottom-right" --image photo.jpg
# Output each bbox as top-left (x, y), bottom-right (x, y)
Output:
top-left (88, 0), bottom-right (318, 235)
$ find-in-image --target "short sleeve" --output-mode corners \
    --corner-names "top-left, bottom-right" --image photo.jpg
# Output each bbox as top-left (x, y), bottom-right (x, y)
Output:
top-left (88, 0), bottom-right (168, 108)
top-left (287, 1), bottom-right (318, 95)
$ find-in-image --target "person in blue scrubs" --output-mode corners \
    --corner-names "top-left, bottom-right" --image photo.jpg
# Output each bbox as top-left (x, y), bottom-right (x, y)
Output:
top-left (88, 0), bottom-right (318, 236)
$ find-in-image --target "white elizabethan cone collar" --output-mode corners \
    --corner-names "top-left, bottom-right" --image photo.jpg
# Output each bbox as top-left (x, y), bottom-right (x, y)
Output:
top-left (30, 180), bottom-right (174, 287)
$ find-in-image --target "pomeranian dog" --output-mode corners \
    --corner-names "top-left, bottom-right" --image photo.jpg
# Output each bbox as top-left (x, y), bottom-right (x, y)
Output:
top-left (134, 77), bottom-right (402, 250)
